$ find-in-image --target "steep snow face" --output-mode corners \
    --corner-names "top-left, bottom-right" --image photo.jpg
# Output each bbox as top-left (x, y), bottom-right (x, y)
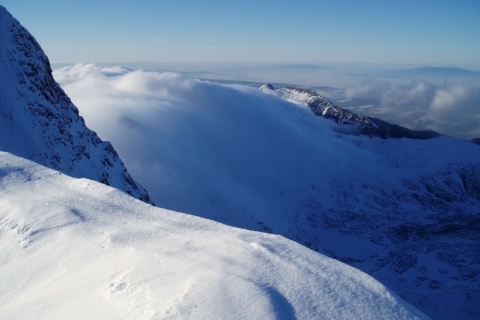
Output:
top-left (0, 151), bottom-right (426, 320)
top-left (55, 65), bottom-right (480, 319)
top-left (0, 6), bottom-right (151, 203)
top-left (262, 84), bottom-right (439, 139)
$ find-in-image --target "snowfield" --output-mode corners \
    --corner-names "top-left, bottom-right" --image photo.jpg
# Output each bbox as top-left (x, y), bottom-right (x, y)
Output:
top-left (0, 152), bottom-right (426, 319)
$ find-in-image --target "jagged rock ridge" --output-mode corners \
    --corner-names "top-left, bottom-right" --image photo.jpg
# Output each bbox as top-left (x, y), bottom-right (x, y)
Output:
top-left (0, 6), bottom-right (152, 204)
top-left (261, 84), bottom-right (439, 139)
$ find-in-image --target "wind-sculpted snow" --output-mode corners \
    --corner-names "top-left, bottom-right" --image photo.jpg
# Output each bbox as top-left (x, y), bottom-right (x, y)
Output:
top-left (54, 63), bottom-right (480, 319)
top-left (0, 6), bottom-right (151, 203)
top-left (0, 152), bottom-right (426, 319)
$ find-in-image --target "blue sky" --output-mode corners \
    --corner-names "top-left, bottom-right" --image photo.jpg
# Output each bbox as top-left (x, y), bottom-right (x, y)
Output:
top-left (2, 0), bottom-right (480, 67)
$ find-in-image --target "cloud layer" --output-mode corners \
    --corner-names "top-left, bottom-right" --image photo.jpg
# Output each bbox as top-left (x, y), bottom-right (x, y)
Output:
top-left (53, 64), bottom-right (480, 232)
top-left (54, 64), bottom-right (399, 228)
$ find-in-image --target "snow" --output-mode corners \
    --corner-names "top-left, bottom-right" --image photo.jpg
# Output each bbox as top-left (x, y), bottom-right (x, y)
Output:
top-left (0, 151), bottom-right (425, 319)
top-left (1, 4), bottom-right (478, 318)
top-left (0, 6), bottom-right (151, 203)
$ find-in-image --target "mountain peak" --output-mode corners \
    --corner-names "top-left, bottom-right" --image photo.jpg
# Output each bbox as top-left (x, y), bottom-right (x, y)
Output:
top-left (0, 5), bottom-right (152, 204)
top-left (260, 83), bottom-right (275, 91)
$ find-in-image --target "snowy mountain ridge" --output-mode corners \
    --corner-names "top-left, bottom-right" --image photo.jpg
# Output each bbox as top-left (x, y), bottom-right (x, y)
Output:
top-left (0, 6), bottom-right (152, 203)
top-left (261, 84), bottom-right (440, 139)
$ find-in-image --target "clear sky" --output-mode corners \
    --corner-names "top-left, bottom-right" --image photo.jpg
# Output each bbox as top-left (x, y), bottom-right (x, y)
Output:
top-left (2, 0), bottom-right (480, 67)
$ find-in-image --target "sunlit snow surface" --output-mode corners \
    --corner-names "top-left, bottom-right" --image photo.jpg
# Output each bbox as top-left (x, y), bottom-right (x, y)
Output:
top-left (0, 152), bottom-right (425, 319)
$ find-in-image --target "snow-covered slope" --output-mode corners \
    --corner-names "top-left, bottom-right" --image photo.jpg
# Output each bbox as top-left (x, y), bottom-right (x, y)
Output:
top-left (261, 84), bottom-right (439, 139)
top-left (0, 6), bottom-right (151, 203)
top-left (0, 151), bottom-right (426, 319)
top-left (55, 65), bottom-right (480, 319)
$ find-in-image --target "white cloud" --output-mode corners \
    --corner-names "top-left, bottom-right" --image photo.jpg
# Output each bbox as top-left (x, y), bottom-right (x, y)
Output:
top-left (340, 79), bottom-right (480, 138)
top-left (429, 86), bottom-right (468, 113)
top-left (53, 64), bottom-right (393, 228)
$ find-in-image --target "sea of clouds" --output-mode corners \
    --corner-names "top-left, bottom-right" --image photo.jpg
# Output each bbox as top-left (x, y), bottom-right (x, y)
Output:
top-left (54, 64), bottom-right (479, 218)
top-left (53, 62), bottom-right (480, 233)
top-left (53, 63), bottom-right (395, 226)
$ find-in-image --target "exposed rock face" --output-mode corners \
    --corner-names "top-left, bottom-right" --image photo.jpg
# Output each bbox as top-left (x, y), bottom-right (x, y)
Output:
top-left (0, 6), bottom-right (152, 204)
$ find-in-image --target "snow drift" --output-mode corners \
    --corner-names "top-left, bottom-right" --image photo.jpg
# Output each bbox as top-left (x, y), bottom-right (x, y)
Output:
top-left (0, 151), bottom-right (426, 319)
